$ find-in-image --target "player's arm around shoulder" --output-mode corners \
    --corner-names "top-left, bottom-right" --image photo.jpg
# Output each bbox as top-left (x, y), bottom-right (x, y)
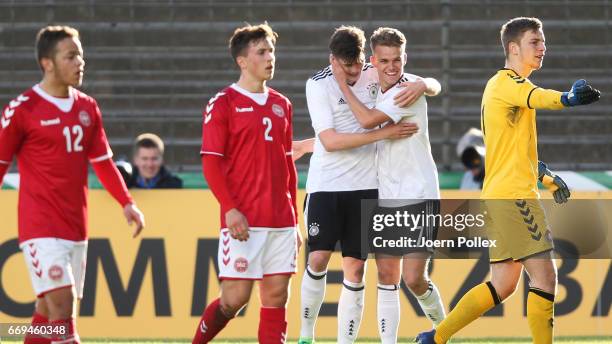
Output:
top-left (378, 79), bottom-right (429, 125)
top-left (393, 74), bottom-right (441, 107)
top-left (330, 58), bottom-right (390, 129)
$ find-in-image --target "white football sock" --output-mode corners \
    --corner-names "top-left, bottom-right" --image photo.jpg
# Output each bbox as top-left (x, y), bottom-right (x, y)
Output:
top-left (377, 284), bottom-right (400, 344)
top-left (337, 279), bottom-right (365, 344)
top-left (299, 266), bottom-right (327, 339)
top-left (414, 280), bottom-right (446, 326)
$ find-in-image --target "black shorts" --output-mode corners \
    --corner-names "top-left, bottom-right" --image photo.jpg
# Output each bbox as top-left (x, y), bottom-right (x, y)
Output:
top-left (369, 200), bottom-right (441, 256)
top-left (304, 189), bottom-right (378, 259)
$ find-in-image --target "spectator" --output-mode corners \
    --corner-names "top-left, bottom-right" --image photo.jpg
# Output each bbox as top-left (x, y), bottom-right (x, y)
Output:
top-left (457, 128), bottom-right (485, 190)
top-left (121, 133), bottom-right (183, 189)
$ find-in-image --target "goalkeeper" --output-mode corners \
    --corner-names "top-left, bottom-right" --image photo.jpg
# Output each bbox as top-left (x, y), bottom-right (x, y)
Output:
top-left (416, 17), bottom-right (600, 344)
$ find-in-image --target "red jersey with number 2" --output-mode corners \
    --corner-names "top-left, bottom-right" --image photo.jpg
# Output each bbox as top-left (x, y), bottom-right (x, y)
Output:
top-left (200, 84), bottom-right (296, 229)
top-left (0, 86), bottom-right (112, 243)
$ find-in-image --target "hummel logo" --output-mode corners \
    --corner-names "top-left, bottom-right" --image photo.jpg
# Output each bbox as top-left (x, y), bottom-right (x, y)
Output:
top-left (41, 118), bottom-right (60, 126)
top-left (338, 98), bottom-right (347, 105)
top-left (235, 106), bottom-right (253, 112)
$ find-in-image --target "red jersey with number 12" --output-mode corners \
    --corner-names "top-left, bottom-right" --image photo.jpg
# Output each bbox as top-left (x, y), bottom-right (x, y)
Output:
top-left (0, 86), bottom-right (112, 243)
top-left (200, 84), bottom-right (296, 229)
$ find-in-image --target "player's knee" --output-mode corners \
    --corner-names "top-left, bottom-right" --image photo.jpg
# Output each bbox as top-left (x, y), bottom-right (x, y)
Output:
top-left (376, 265), bottom-right (400, 285)
top-left (35, 297), bottom-right (49, 317)
top-left (308, 251), bottom-right (331, 272)
top-left (220, 297), bottom-right (249, 317)
top-left (45, 295), bottom-right (74, 319)
top-left (402, 271), bottom-right (427, 292)
top-left (261, 288), bottom-right (289, 308)
top-left (343, 261), bottom-right (365, 282)
top-left (531, 269), bottom-right (558, 294)
top-left (493, 281), bottom-right (519, 301)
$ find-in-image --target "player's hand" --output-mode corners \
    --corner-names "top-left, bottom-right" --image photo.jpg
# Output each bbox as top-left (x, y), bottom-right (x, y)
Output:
top-left (123, 203), bottom-right (145, 238)
top-left (382, 121), bottom-right (419, 140)
top-left (561, 79), bottom-right (601, 106)
top-left (293, 138), bottom-right (314, 161)
top-left (393, 79), bottom-right (426, 107)
top-left (226, 208), bottom-right (250, 241)
top-left (538, 161), bottom-right (571, 204)
top-left (330, 56), bottom-right (348, 86)
top-left (296, 228), bottom-right (303, 252)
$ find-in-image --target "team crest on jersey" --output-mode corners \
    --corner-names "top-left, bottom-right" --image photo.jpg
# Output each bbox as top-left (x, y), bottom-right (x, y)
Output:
top-left (367, 83), bottom-right (379, 99)
top-left (272, 104), bottom-right (285, 117)
top-left (308, 222), bottom-right (320, 237)
top-left (234, 257), bottom-right (249, 273)
top-left (79, 111), bottom-right (91, 127)
top-left (48, 265), bottom-right (64, 280)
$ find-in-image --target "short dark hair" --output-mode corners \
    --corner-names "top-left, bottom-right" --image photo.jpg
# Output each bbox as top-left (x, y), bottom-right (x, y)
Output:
top-left (329, 26), bottom-right (366, 63)
top-left (229, 23), bottom-right (277, 63)
top-left (35, 25), bottom-right (80, 70)
top-left (134, 133), bottom-right (164, 155)
top-left (500, 17), bottom-right (542, 57)
top-left (370, 27), bottom-right (406, 52)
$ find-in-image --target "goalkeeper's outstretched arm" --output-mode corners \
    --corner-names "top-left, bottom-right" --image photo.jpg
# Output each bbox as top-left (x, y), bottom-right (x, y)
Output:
top-left (530, 79), bottom-right (601, 109)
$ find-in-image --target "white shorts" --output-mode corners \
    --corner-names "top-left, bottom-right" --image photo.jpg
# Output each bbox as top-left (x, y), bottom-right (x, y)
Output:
top-left (20, 238), bottom-right (88, 299)
top-left (218, 228), bottom-right (298, 280)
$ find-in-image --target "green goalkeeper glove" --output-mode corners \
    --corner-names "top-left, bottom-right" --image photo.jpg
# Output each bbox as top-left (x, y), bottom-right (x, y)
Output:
top-left (538, 161), bottom-right (571, 204)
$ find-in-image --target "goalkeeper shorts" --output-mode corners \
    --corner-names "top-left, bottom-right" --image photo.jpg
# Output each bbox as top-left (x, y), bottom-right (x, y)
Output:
top-left (482, 199), bottom-right (554, 262)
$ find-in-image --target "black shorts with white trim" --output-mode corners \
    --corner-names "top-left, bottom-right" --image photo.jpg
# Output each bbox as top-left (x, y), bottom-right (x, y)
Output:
top-left (304, 189), bottom-right (378, 260)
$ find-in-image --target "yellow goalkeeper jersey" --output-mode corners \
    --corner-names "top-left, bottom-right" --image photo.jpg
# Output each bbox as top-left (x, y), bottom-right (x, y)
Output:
top-left (481, 69), bottom-right (565, 199)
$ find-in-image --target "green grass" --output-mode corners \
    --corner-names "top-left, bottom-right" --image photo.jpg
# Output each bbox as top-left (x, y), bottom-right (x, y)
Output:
top-left (2, 337), bottom-right (610, 343)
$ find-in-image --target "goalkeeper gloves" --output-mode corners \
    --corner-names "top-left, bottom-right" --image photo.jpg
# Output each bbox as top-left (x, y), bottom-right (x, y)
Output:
top-left (538, 161), bottom-right (571, 204)
top-left (561, 79), bottom-right (601, 106)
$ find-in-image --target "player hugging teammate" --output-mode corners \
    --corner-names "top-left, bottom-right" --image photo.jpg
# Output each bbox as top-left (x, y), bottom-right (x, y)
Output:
top-left (298, 26), bottom-right (445, 344)
top-left (330, 27), bottom-right (446, 344)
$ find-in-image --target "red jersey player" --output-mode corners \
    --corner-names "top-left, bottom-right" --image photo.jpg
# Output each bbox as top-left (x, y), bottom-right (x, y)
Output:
top-left (0, 26), bottom-right (145, 344)
top-left (192, 24), bottom-right (299, 344)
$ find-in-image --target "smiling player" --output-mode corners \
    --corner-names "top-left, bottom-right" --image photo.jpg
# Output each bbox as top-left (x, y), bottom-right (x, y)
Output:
top-left (331, 27), bottom-right (444, 344)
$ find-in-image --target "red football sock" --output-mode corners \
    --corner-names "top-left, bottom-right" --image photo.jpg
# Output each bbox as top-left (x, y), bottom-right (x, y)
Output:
top-left (258, 307), bottom-right (287, 344)
top-left (24, 312), bottom-right (50, 344)
top-left (192, 298), bottom-right (232, 344)
top-left (49, 318), bottom-right (79, 343)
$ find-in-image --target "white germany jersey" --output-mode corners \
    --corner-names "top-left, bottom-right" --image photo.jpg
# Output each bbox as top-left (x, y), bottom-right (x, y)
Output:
top-left (305, 64), bottom-right (379, 193)
top-left (376, 73), bottom-right (440, 205)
